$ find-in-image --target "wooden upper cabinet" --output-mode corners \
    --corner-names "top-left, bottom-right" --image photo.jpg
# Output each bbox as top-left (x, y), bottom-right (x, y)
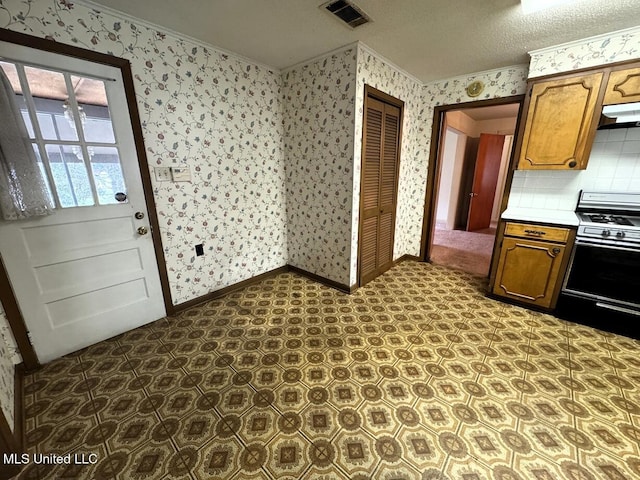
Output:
top-left (517, 72), bottom-right (603, 170)
top-left (604, 67), bottom-right (640, 105)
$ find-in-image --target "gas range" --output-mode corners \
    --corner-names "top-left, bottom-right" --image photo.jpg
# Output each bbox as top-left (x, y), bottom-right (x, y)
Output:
top-left (562, 191), bottom-right (640, 321)
top-left (575, 192), bottom-right (640, 247)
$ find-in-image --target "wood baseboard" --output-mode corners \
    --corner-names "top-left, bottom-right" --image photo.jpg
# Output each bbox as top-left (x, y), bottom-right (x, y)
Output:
top-left (173, 266), bottom-right (289, 313)
top-left (394, 254), bottom-right (422, 265)
top-left (174, 263), bottom-right (360, 313)
top-left (287, 265), bottom-right (354, 293)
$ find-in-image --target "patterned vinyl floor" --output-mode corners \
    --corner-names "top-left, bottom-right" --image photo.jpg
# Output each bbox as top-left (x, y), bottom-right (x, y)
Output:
top-left (17, 261), bottom-right (640, 479)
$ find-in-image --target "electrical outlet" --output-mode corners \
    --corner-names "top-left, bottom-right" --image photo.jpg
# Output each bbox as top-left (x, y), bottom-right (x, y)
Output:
top-left (195, 244), bottom-right (204, 256)
top-left (154, 167), bottom-right (172, 182)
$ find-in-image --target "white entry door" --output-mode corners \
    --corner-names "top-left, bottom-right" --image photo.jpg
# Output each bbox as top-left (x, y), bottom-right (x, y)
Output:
top-left (0, 42), bottom-right (166, 363)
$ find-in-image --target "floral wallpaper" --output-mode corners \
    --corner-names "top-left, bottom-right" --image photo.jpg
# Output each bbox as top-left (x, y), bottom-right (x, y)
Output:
top-left (529, 26), bottom-right (640, 78)
top-left (282, 48), bottom-right (357, 287)
top-left (0, 306), bottom-right (16, 431)
top-left (352, 45), bottom-right (428, 286)
top-left (0, 0), bottom-right (288, 306)
top-left (0, 310), bottom-right (20, 365)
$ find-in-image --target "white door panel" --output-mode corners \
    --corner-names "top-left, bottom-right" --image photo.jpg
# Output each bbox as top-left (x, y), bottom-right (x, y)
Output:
top-left (0, 41), bottom-right (165, 363)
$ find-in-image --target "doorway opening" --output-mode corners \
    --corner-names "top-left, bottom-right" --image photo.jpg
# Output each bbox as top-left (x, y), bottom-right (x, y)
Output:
top-left (425, 100), bottom-right (522, 276)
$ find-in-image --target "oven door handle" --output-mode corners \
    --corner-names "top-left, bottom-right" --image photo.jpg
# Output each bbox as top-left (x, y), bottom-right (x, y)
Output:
top-left (596, 302), bottom-right (640, 317)
top-left (574, 238), bottom-right (640, 253)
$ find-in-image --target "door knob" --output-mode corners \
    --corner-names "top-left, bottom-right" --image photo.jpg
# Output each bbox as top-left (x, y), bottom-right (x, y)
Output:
top-left (137, 226), bottom-right (148, 235)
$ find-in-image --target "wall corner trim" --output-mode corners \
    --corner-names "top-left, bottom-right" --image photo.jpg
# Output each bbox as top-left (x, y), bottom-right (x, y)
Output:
top-left (280, 42), bottom-right (359, 75)
top-left (425, 64), bottom-right (530, 89)
top-left (287, 265), bottom-right (353, 293)
top-left (394, 254), bottom-right (422, 265)
top-left (357, 42), bottom-right (423, 86)
top-left (173, 264), bottom-right (359, 313)
top-left (173, 266), bottom-right (290, 313)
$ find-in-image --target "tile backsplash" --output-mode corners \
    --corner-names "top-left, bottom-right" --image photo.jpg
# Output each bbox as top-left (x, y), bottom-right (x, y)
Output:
top-left (508, 127), bottom-right (640, 211)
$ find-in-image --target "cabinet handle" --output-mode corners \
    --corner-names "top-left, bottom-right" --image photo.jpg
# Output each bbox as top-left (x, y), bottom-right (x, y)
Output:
top-left (568, 161), bottom-right (577, 168)
top-left (524, 229), bottom-right (546, 236)
top-left (552, 247), bottom-right (561, 255)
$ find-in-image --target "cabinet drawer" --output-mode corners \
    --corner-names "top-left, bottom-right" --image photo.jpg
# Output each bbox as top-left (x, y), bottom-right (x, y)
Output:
top-left (504, 222), bottom-right (570, 243)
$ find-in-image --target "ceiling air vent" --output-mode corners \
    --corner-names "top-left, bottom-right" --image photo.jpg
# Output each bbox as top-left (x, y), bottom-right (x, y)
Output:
top-left (323, 0), bottom-right (371, 28)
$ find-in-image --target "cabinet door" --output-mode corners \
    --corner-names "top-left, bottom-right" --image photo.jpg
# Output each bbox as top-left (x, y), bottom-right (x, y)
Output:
top-left (517, 72), bottom-right (603, 170)
top-left (492, 238), bottom-right (566, 309)
top-left (604, 67), bottom-right (640, 105)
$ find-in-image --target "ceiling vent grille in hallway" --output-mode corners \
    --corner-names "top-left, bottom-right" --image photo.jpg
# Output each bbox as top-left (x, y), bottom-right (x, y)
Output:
top-left (323, 0), bottom-right (371, 28)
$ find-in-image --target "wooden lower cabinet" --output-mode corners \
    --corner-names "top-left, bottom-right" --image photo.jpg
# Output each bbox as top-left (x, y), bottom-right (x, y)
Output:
top-left (491, 222), bottom-right (575, 310)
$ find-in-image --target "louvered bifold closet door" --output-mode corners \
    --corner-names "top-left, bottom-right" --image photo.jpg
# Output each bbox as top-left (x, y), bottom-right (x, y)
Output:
top-left (378, 105), bottom-right (400, 268)
top-left (359, 96), bottom-right (401, 286)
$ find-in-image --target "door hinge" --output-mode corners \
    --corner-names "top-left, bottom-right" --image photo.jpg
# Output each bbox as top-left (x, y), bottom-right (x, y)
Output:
top-left (26, 331), bottom-right (34, 346)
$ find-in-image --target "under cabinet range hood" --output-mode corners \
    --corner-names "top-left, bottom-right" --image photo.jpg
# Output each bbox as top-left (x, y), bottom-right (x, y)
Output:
top-left (599, 103), bottom-right (640, 129)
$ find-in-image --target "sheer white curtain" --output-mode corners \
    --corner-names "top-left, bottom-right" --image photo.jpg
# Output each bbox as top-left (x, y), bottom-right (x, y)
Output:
top-left (0, 67), bottom-right (54, 220)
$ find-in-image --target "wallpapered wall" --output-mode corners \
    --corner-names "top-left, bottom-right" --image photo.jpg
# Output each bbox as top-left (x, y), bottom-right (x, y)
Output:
top-left (0, 306), bottom-right (16, 431)
top-left (282, 48), bottom-right (357, 286)
top-left (529, 26), bottom-right (640, 78)
top-left (1, 0), bottom-right (289, 307)
top-left (351, 46), bottom-right (427, 286)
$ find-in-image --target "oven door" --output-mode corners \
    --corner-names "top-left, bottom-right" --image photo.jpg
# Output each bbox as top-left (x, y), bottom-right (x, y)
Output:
top-left (563, 239), bottom-right (640, 312)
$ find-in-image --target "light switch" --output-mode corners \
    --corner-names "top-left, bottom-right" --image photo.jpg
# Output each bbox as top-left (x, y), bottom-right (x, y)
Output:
top-left (154, 167), bottom-right (171, 182)
top-left (171, 166), bottom-right (192, 182)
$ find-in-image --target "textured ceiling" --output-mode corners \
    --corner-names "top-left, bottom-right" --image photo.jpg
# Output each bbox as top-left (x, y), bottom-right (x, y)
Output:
top-left (84, 0), bottom-right (640, 83)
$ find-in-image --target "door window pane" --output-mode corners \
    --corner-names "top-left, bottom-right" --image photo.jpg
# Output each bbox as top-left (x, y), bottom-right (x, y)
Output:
top-left (72, 76), bottom-right (116, 144)
top-left (3, 62), bottom-right (127, 209)
top-left (24, 66), bottom-right (79, 141)
top-left (31, 145), bottom-right (55, 205)
top-left (82, 103), bottom-right (116, 144)
top-left (90, 146), bottom-right (126, 205)
top-left (45, 144), bottom-right (94, 207)
top-left (0, 62), bottom-right (36, 137)
top-left (32, 98), bottom-right (79, 141)
top-left (18, 95), bottom-right (35, 138)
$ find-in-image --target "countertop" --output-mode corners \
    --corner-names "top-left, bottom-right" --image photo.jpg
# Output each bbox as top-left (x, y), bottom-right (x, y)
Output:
top-left (501, 207), bottom-right (579, 227)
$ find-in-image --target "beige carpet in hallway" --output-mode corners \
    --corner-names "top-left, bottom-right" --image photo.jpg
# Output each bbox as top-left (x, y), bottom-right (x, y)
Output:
top-left (430, 228), bottom-right (496, 276)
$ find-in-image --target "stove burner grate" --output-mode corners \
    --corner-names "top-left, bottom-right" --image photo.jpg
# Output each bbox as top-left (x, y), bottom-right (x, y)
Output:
top-left (586, 214), bottom-right (633, 226)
